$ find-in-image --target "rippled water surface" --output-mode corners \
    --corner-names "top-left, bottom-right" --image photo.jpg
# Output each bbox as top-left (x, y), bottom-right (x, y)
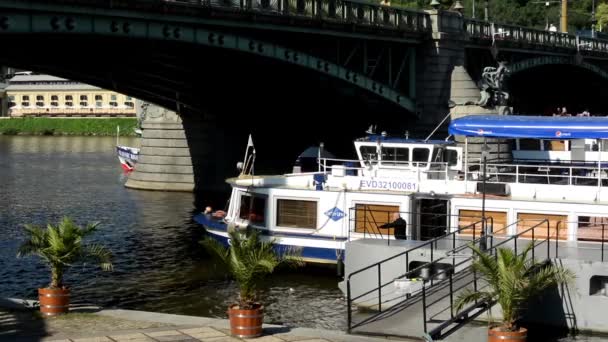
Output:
top-left (0, 136), bottom-right (346, 330)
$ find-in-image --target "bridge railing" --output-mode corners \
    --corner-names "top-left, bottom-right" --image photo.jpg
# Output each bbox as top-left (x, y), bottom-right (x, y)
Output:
top-left (163, 0), bottom-right (431, 32)
top-left (465, 18), bottom-right (608, 53)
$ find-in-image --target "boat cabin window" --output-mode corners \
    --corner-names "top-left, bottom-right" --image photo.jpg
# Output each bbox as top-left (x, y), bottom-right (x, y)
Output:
top-left (412, 148), bottom-right (430, 167)
top-left (516, 213), bottom-right (568, 240)
top-left (360, 146), bottom-right (378, 165)
top-left (354, 204), bottom-right (399, 235)
top-left (444, 149), bottom-right (458, 166)
top-left (458, 210), bottom-right (507, 236)
top-left (518, 139), bottom-right (541, 151)
top-left (543, 140), bottom-right (567, 151)
top-left (577, 216), bottom-right (608, 242)
top-left (380, 147), bottom-right (409, 166)
top-left (239, 194), bottom-right (266, 225)
top-left (276, 199), bottom-right (317, 229)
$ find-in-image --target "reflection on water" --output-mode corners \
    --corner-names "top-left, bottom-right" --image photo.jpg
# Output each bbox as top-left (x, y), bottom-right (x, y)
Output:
top-left (0, 136), bottom-right (345, 330)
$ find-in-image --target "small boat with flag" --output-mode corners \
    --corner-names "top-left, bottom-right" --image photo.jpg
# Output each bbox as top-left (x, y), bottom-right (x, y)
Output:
top-left (115, 125), bottom-right (140, 172)
top-left (116, 145), bottom-right (139, 172)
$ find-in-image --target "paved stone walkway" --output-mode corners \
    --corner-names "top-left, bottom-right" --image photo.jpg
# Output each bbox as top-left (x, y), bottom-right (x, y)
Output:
top-left (0, 304), bottom-right (416, 342)
top-left (45, 326), bottom-right (346, 342)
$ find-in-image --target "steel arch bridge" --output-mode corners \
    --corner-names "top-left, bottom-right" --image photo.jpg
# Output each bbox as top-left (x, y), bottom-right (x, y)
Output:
top-left (0, 0), bottom-right (424, 114)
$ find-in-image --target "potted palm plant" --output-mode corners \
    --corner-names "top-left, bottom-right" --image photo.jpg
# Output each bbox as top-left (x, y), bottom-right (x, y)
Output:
top-left (455, 242), bottom-right (574, 342)
top-left (201, 230), bottom-right (303, 338)
top-left (17, 217), bottom-right (113, 316)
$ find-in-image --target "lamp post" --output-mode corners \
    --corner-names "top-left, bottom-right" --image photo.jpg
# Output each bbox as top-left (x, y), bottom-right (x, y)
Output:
top-left (561, 0), bottom-right (568, 33)
top-left (472, 0), bottom-right (475, 19)
top-left (591, 0), bottom-right (597, 38)
top-left (430, 0), bottom-right (440, 10)
top-left (480, 140), bottom-right (491, 251)
top-left (484, 0), bottom-right (489, 21)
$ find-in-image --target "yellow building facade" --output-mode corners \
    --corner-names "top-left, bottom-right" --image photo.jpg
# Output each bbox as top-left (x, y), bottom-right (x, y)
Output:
top-left (5, 75), bottom-right (137, 117)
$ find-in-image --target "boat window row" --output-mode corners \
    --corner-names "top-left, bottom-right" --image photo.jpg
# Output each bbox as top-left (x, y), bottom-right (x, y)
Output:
top-left (457, 209), bottom-right (608, 242)
top-left (238, 194), bottom-right (404, 232)
top-left (8, 94), bottom-right (134, 109)
top-left (238, 195), bottom-right (318, 229)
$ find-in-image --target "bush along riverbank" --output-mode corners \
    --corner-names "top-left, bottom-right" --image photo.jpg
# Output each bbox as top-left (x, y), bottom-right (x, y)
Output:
top-left (0, 118), bottom-right (138, 136)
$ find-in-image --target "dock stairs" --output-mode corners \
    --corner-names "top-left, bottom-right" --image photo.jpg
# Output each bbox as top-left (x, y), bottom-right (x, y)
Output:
top-left (345, 219), bottom-right (553, 340)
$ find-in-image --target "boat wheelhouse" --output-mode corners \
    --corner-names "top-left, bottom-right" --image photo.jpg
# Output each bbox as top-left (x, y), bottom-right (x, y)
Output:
top-left (195, 115), bottom-right (608, 266)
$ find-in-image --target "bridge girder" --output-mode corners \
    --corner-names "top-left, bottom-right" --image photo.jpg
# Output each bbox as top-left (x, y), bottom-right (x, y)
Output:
top-left (0, 5), bottom-right (417, 113)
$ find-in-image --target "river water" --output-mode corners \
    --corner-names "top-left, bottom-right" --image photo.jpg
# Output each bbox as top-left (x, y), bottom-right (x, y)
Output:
top-left (0, 136), bottom-right (346, 330)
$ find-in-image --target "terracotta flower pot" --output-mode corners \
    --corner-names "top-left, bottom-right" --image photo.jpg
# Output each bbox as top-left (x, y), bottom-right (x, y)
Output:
top-left (227, 303), bottom-right (263, 338)
top-left (38, 287), bottom-right (70, 316)
top-left (488, 326), bottom-right (527, 342)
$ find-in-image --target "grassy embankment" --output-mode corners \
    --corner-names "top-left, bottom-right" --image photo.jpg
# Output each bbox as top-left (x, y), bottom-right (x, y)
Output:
top-left (0, 118), bottom-right (138, 136)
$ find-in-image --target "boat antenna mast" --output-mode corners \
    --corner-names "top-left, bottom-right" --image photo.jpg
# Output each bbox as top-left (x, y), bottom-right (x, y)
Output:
top-left (425, 112), bottom-right (452, 142)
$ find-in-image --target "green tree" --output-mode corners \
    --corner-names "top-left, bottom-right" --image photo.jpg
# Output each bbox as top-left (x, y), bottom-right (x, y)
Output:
top-left (17, 217), bottom-right (113, 288)
top-left (455, 242), bottom-right (574, 331)
top-left (597, 2), bottom-right (608, 32)
top-left (201, 230), bottom-right (304, 309)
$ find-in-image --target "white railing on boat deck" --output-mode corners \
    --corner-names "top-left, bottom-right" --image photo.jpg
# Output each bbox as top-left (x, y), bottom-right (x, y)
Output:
top-left (316, 157), bottom-right (608, 188)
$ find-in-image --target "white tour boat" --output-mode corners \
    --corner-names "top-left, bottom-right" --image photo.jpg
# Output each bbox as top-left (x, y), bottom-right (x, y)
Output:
top-left (194, 115), bottom-right (608, 265)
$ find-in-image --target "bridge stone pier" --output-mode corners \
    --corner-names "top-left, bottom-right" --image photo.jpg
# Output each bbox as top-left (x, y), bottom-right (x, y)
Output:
top-left (2, 0), bottom-right (608, 192)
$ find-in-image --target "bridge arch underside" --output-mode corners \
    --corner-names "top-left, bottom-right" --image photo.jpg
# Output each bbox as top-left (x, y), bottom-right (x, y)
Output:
top-left (0, 34), bottom-right (417, 183)
top-left (508, 63), bottom-right (608, 116)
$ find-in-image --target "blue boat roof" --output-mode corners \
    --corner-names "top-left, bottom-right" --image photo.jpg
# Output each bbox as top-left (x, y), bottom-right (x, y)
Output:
top-left (357, 135), bottom-right (454, 144)
top-left (449, 115), bottom-right (608, 139)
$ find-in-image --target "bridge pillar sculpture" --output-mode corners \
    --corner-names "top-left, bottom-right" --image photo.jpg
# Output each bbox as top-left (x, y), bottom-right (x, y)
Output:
top-left (125, 105), bottom-right (196, 192)
top-left (449, 65), bottom-right (512, 162)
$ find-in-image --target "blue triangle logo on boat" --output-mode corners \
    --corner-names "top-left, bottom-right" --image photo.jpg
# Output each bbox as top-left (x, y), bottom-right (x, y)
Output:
top-left (325, 207), bottom-right (345, 221)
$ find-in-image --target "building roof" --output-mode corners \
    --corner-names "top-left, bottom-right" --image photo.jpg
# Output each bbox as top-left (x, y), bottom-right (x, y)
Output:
top-left (9, 74), bottom-right (68, 83)
top-left (6, 74), bottom-right (103, 92)
top-left (5, 84), bottom-right (102, 91)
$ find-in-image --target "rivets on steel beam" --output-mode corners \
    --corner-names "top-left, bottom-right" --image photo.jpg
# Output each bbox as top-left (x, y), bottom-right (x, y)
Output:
top-left (0, 17), bottom-right (8, 31)
top-left (50, 17), bottom-right (60, 31)
top-left (65, 17), bottom-right (75, 31)
top-left (316, 61), bottom-right (330, 73)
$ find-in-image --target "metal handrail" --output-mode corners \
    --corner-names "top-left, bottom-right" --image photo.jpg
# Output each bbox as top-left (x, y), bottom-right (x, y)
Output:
top-left (464, 18), bottom-right (608, 53)
top-left (422, 219), bottom-right (551, 339)
top-left (555, 220), bottom-right (608, 261)
top-left (55, 0), bottom-right (432, 33)
top-left (317, 157), bottom-right (606, 188)
top-left (346, 217), bottom-right (486, 332)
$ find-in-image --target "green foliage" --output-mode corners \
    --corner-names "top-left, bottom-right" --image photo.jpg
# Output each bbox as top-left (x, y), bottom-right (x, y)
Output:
top-left (382, 0), bottom-right (601, 32)
top-left (455, 242), bottom-right (574, 331)
top-left (201, 230), bottom-right (304, 309)
top-left (17, 217), bottom-right (113, 289)
top-left (0, 118), bottom-right (137, 136)
top-left (597, 2), bottom-right (608, 31)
